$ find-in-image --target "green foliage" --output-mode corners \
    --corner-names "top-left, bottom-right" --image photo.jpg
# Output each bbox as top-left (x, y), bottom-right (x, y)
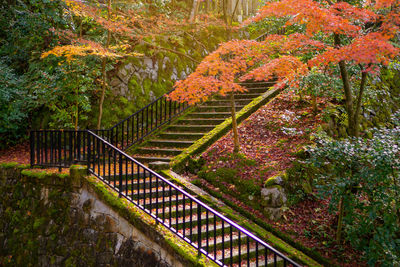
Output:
top-left (309, 113), bottom-right (400, 266)
top-left (198, 153), bottom-right (260, 203)
top-left (0, 61), bottom-right (33, 147)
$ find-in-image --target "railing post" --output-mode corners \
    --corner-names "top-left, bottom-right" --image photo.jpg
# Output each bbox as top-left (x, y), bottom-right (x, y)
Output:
top-left (119, 153), bottom-right (123, 198)
top-left (30, 131), bottom-right (34, 167)
top-left (58, 131), bottom-right (62, 172)
top-left (197, 205), bottom-right (202, 257)
top-left (87, 131), bottom-right (91, 171)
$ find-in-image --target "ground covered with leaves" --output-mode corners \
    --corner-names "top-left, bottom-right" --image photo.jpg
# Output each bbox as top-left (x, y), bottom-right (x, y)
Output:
top-left (191, 91), bottom-right (364, 265)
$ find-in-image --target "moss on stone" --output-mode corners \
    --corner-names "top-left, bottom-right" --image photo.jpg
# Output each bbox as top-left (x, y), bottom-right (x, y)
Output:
top-left (171, 87), bottom-right (281, 172)
top-left (0, 162), bottom-right (20, 168)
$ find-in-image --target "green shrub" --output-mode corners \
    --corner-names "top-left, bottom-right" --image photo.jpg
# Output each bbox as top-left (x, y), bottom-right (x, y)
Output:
top-left (309, 112), bottom-right (400, 266)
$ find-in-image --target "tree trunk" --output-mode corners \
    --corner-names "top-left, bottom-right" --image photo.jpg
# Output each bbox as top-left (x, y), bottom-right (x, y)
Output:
top-left (231, 0), bottom-right (240, 24)
top-left (189, 0), bottom-right (200, 22)
top-left (230, 92), bottom-right (240, 153)
top-left (312, 94), bottom-right (317, 114)
top-left (334, 34), bottom-right (355, 136)
top-left (336, 197), bottom-right (344, 243)
top-left (97, 0), bottom-right (111, 129)
top-left (222, 0), bottom-right (228, 24)
top-left (353, 70), bottom-right (367, 137)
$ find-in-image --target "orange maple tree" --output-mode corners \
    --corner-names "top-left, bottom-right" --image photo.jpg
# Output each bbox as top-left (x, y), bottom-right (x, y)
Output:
top-left (169, 0), bottom-right (400, 140)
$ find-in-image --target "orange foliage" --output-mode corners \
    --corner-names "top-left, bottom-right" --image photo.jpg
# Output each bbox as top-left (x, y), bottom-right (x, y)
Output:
top-left (170, 0), bottom-right (399, 105)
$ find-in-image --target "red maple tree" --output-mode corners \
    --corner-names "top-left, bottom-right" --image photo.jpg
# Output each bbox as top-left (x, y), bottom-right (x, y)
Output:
top-left (169, 0), bottom-right (399, 139)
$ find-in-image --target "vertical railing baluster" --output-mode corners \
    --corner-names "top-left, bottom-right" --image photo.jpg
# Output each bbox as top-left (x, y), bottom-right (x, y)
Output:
top-left (58, 131), bottom-right (62, 171)
top-left (230, 225), bottom-right (233, 266)
top-left (222, 220), bottom-right (225, 264)
top-left (206, 210), bottom-right (209, 254)
top-left (197, 204), bottom-right (202, 256)
top-left (190, 201), bottom-right (193, 240)
top-left (44, 131), bottom-right (48, 164)
top-left (87, 133), bottom-right (91, 171)
top-left (156, 175), bottom-right (159, 222)
top-left (50, 131), bottom-right (53, 165)
top-left (256, 242), bottom-right (259, 267)
top-left (182, 195), bottom-right (186, 237)
top-left (214, 215), bottom-right (217, 260)
top-left (119, 153), bottom-right (123, 197)
top-left (30, 131), bottom-right (34, 166)
top-left (238, 231), bottom-right (241, 267)
top-left (265, 246), bottom-right (268, 267)
top-left (162, 181), bottom-right (165, 222)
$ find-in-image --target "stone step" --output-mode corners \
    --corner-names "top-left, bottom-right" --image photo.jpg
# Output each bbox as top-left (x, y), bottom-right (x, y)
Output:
top-left (126, 186), bottom-right (178, 199)
top-left (186, 112), bottom-right (231, 119)
top-left (196, 105), bottom-right (244, 112)
top-left (244, 87), bottom-right (270, 94)
top-left (135, 147), bottom-right (183, 156)
top-left (222, 93), bottom-right (262, 100)
top-left (217, 242), bottom-right (268, 265)
top-left (202, 99), bottom-right (253, 106)
top-left (166, 124), bottom-right (216, 132)
top-left (238, 81), bottom-right (275, 87)
top-left (176, 118), bottom-right (226, 125)
top-left (158, 132), bottom-right (205, 140)
top-left (147, 139), bottom-right (194, 148)
top-left (132, 155), bottom-right (172, 164)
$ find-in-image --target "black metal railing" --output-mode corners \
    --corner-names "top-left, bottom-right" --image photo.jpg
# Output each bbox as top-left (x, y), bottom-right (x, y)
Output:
top-left (30, 90), bottom-right (189, 167)
top-left (86, 130), bottom-right (300, 267)
top-left (108, 89), bottom-right (189, 150)
top-left (255, 29), bottom-right (286, 42)
top-left (30, 129), bottom-right (108, 168)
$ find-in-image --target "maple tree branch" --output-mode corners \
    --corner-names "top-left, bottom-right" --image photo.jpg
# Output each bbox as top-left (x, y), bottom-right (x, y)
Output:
top-left (140, 40), bottom-right (200, 64)
top-left (184, 31), bottom-right (209, 53)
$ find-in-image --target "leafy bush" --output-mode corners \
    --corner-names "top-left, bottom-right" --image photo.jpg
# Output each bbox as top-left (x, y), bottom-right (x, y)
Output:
top-left (0, 62), bottom-right (33, 147)
top-left (309, 113), bottom-right (400, 266)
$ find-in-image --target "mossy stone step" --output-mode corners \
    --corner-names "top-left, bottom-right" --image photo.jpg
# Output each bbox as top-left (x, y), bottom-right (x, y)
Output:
top-left (244, 87), bottom-right (271, 94)
top-left (147, 139), bottom-right (194, 148)
top-left (202, 99), bottom-right (253, 106)
top-left (158, 132), bottom-right (205, 140)
top-left (186, 112), bottom-right (231, 119)
top-left (196, 105), bottom-right (244, 112)
top-left (126, 186), bottom-right (178, 199)
top-left (217, 243), bottom-right (268, 265)
top-left (176, 118), bottom-right (226, 125)
top-left (133, 155), bottom-right (172, 164)
top-left (220, 93), bottom-right (262, 100)
top-left (135, 194), bottom-right (192, 210)
top-left (203, 233), bottom-right (248, 253)
top-left (135, 147), bottom-right (183, 156)
top-left (238, 81), bottom-right (275, 87)
top-left (166, 125), bottom-right (216, 132)
top-left (155, 202), bottom-right (200, 219)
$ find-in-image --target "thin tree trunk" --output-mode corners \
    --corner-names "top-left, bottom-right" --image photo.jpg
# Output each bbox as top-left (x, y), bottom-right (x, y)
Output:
top-left (312, 94), bottom-right (317, 114)
top-left (97, 0), bottom-right (111, 129)
top-left (230, 92), bottom-right (240, 153)
top-left (230, 0), bottom-right (240, 24)
top-left (334, 34), bottom-right (355, 136)
top-left (189, 0), bottom-right (200, 22)
top-left (336, 197), bottom-right (345, 243)
top-left (353, 70), bottom-right (367, 137)
top-left (223, 0), bottom-right (228, 24)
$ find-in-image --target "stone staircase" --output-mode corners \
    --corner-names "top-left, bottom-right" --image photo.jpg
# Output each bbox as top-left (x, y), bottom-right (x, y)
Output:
top-left (130, 81), bottom-right (275, 165)
top-left (102, 171), bottom-right (286, 266)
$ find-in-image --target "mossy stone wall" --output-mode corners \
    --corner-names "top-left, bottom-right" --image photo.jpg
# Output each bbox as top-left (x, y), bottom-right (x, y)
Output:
top-left (0, 164), bottom-right (209, 267)
top-left (97, 25), bottom-right (230, 128)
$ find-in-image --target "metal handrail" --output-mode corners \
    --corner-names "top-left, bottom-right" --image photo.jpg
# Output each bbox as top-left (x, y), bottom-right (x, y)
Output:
top-left (87, 130), bottom-right (300, 267)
